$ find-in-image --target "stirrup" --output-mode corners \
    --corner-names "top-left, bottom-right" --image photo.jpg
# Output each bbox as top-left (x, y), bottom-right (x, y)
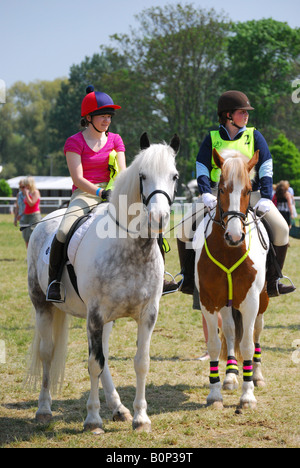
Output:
top-left (46, 280), bottom-right (66, 303)
top-left (277, 275), bottom-right (296, 295)
top-left (162, 271), bottom-right (183, 296)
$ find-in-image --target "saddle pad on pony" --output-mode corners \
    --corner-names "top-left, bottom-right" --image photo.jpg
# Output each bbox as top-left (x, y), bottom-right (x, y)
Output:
top-left (67, 214), bottom-right (95, 266)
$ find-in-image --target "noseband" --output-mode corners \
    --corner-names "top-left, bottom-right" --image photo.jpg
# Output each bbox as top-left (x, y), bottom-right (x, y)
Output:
top-left (209, 188), bottom-right (250, 230)
top-left (139, 174), bottom-right (177, 207)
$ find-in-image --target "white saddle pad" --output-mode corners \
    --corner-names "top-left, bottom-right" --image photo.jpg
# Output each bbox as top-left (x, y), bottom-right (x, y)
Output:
top-left (67, 215), bottom-right (95, 266)
top-left (42, 215), bottom-right (95, 266)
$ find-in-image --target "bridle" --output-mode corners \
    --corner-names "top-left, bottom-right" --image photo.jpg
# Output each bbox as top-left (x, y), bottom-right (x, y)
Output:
top-left (139, 174), bottom-right (178, 208)
top-left (208, 187), bottom-right (251, 231)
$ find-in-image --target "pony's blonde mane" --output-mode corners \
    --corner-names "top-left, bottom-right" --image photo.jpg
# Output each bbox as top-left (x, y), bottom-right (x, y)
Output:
top-left (111, 143), bottom-right (176, 210)
top-left (220, 150), bottom-right (252, 187)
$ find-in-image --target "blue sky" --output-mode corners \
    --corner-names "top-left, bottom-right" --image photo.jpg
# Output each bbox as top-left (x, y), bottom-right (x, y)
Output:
top-left (1, 0), bottom-right (299, 89)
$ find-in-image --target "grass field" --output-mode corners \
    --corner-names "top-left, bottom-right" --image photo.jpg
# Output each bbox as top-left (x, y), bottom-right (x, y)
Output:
top-left (0, 213), bottom-right (299, 448)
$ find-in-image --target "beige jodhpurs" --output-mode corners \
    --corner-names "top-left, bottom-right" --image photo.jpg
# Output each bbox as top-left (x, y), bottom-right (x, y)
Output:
top-left (177, 191), bottom-right (289, 247)
top-left (56, 185), bottom-right (106, 243)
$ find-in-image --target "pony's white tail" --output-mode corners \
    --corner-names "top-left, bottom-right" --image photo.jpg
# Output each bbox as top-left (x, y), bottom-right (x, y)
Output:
top-left (25, 308), bottom-right (69, 395)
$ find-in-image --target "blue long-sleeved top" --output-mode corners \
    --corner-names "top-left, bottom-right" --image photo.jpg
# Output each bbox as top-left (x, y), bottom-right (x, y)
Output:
top-left (196, 125), bottom-right (273, 200)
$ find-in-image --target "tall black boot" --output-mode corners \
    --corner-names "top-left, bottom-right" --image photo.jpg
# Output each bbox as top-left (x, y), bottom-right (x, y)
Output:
top-left (177, 238), bottom-right (195, 295)
top-left (46, 235), bottom-right (66, 303)
top-left (267, 244), bottom-right (296, 297)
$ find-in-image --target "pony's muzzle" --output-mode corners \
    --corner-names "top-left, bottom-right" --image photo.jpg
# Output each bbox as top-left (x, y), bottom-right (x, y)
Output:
top-left (225, 230), bottom-right (245, 246)
top-left (149, 209), bottom-right (170, 234)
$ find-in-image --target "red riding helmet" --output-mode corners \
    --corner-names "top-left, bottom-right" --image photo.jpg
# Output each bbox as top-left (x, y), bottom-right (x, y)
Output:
top-left (81, 85), bottom-right (121, 117)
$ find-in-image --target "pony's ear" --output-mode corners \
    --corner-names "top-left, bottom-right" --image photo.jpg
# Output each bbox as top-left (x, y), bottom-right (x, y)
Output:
top-left (247, 150), bottom-right (259, 172)
top-left (212, 148), bottom-right (225, 169)
top-left (140, 132), bottom-right (150, 150)
top-left (170, 134), bottom-right (180, 155)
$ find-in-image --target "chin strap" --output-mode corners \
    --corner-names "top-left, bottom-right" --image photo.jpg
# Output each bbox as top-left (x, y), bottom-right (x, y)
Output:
top-left (89, 117), bottom-right (102, 133)
top-left (226, 114), bottom-right (243, 130)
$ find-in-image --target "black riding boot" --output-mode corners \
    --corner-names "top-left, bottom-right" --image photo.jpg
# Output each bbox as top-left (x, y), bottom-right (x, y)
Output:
top-left (267, 244), bottom-right (296, 297)
top-left (46, 235), bottom-right (66, 303)
top-left (177, 238), bottom-right (195, 295)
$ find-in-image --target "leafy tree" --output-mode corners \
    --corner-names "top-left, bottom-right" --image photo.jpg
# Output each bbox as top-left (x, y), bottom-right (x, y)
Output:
top-left (111, 3), bottom-right (231, 180)
top-left (0, 79), bottom-right (64, 177)
top-left (224, 19), bottom-right (300, 141)
top-left (270, 133), bottom-right (300, 195)
top-left (0, 179), bottom-right (12, 197)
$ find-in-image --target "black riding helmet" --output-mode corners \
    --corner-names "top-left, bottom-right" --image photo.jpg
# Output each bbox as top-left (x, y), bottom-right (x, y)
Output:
top-left (218, 90), bottom-right (254, 116)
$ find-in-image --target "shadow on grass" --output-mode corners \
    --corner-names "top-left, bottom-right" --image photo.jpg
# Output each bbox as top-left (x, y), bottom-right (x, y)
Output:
top-left (0, 382), bottom-right (207, 446)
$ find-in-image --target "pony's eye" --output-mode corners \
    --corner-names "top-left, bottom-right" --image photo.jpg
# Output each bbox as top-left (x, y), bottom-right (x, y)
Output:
top-left (219, 188), bottom-right (224, 194)
top-left (140, 174), bottom-right (146, 181)
top-left (173, 174), bottom-right (179, 181)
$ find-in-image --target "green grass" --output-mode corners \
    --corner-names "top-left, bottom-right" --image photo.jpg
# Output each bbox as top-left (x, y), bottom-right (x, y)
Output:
top-left (0, 214), bottom-right (299, 448)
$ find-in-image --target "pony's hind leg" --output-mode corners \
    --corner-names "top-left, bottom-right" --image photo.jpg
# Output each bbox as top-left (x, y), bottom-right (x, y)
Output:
top-left (202, 308), bottom-right (223, 408)
top-left (84, 308), bottom-right (105, 434)
top-left (101, 322), bottom-right (132, 423)
top-left (28, 305), bottom-right (69, 424)
top-left (34, 308), bottom-right (54, 423)
top-left (253, 313), bottom-right (265, 388)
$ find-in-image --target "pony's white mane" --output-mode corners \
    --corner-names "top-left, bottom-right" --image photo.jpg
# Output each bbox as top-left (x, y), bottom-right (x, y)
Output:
top-left (111, 143), bottom-right (176, 210)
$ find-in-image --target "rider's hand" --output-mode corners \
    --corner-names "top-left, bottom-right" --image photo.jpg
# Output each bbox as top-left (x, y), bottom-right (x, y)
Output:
top-left (254, 198), bottom-right (272, 214)
top-left (202, 193), bottom-right (217, 210)
top-left (101, 189), bottom-right (112, 201)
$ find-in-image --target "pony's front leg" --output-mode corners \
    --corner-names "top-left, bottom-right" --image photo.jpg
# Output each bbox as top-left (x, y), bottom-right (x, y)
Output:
top-left (253, 313), bottom-right (265, 388)
top-left (202, 308), bottom-right (223, 408)
top-left (239, 302), bottom-right (258, 409)
top-left (84, 310), bottom-right (105, 434)
top-left (101, 322), bottom-right (133, 423)
top-left (221, 307), bottom-right (239, 391)
top-left (132, 304), bottom-right (158, 432)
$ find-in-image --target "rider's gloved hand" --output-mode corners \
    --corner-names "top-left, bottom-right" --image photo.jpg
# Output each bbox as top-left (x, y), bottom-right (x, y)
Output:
top-left (202, 192), bottom-right (217, 210)
top-left (101, 189), bottom-right (112, 201)
top-left (254, 198), bottom-right (272, 214)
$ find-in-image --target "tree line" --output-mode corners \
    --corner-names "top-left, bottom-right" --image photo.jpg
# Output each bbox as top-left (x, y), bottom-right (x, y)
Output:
top-left (0, 4), bottom-right (300, 193)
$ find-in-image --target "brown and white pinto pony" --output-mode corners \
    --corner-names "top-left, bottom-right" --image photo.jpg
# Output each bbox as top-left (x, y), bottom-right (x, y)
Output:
top-left (195, 149), bottom-right (269, 409)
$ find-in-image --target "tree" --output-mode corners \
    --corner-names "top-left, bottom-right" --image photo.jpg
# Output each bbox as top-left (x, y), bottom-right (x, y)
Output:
top-left (110, 3), bottom-right (231, 180)
top-left (0, 79), bottom-right (64, 177)
top-left (270, 133), bottom-right (300, 195)
top-left (0, 179), bottom-right (12, 197)
top-left (224, 19), bottom-right (300, 141)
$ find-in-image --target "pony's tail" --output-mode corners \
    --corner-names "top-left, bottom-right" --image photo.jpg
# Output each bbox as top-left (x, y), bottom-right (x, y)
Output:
top-left (25, 307), bottom-right (69, 395)
top-left (220, 308), bottom-right (243, 362)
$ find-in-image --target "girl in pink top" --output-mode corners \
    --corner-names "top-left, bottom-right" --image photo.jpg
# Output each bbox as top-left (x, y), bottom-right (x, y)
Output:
top-left (22, 176), bottom-right (42, 248)
top-left (47, 86), bottom-right (126, 302)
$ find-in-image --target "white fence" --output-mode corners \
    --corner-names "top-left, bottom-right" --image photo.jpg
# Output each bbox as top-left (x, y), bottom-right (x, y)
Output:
top-left (1, 196), bottom-right (300, 214)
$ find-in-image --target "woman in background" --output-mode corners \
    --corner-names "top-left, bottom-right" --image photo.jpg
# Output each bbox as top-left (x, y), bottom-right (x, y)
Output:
top-left (22, 176), bottom-right (41, 248)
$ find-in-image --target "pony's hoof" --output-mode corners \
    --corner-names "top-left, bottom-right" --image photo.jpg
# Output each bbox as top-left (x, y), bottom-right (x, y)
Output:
top-left (207, 400), bottom-right (223, 409)
top-left (132, 421), bottom-right (152, 433)
top-left (35, 412), bottom-right (52, 424)
top-left (223, 382), bottom-right (239, 391)
top-left (113, 408), bottom-right (133, 423)
top-left (254, 379), bottom-right (266, 388)
top-left (240, 400), bottom-right (257, 410)
top-left (84, 423), bottom-right (105, 435)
